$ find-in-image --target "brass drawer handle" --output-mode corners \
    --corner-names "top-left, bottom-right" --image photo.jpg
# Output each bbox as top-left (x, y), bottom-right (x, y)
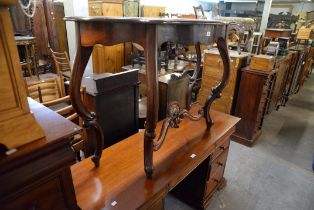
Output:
top-left (219, 146), bottom-right (225, 151)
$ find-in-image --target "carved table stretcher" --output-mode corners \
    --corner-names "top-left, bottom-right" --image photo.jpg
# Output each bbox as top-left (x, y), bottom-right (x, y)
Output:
top-left (65, 17), bottom-right (231, 179)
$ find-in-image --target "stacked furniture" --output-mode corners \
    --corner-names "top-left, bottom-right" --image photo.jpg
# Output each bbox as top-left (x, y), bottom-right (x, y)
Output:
top-left (199, 49), bottom-right (249, 114)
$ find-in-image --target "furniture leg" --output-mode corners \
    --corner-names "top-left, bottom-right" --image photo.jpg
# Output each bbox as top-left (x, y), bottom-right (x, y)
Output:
top-left (70, 42), bottom-right (104, 167)
top-left (203, 37), bottom-right (230, 129)
top-left (25, 45), bottom-right (32, 77)
top-left (144, 25), bottom-right (159, 179)
top-left (31, 43), bottom-right (39, 79)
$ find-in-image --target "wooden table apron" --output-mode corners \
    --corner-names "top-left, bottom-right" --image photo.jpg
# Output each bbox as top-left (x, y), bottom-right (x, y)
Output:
top-left (65, 17), bottom-right (230, 179)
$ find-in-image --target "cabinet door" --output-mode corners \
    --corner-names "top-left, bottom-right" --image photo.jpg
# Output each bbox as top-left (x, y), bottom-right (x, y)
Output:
top-left (89, 3), bottom-right (124, 74)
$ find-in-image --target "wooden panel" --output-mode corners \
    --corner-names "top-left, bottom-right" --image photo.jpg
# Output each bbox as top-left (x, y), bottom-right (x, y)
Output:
top-left (102, 2), bottom-right (122, 16)
top-left (142, 6), bottom-right (165, 18)
top-left (32, 0), bottom-right (49, 59)
top-left (0, 5), bottom-right (45, 149)
top-left (89, 2), bottom-right (125, 74)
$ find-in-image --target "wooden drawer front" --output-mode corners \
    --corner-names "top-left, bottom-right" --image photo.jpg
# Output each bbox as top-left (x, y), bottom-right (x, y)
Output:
top-left (205, 150), bottom-right (228, 197)
top-left (212, 137), bottom-right (230, 161)
top-left (204, 54), bottom-right (223, 67)
top-left (2, 178), bottom-right (67, 210)
top-left (210, 149), bottom-right (229, 177)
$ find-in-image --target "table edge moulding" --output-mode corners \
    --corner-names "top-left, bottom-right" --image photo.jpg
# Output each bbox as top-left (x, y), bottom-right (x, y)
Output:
top-left (64, 16), bottom-right (231, 179)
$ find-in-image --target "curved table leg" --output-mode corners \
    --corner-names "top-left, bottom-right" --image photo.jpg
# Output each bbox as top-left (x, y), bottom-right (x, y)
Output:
top-left (70, 45), bottom-right (104, 167)
top-left (203, 37), bottom-right (230, 129)
top-left (144, 25), bottom-right (159, 179)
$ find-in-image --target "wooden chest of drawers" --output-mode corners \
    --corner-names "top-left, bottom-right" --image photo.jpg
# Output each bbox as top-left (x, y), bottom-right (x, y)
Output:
top-left (232, 67), bottom-right (274, 146)
top-left (199, 50), bottom-right (248, 114)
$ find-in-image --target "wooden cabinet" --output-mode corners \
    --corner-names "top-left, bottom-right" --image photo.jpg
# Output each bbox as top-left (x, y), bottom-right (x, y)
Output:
top-left (82, 70), bottom-right (139, 148)
top-left (232, 67), bottom-right (274, 146)
top-left (89, 1), bottom-right (125, 74)
top-left (0, 98), bottom-right (81, 210)
top-left (199, 50), bottom-right (249, 114)
top-left (171, 135), bottom-right (230, 210)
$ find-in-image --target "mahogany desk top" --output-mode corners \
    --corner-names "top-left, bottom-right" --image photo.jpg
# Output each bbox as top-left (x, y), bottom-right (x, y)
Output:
top-left (71, 107), bottom-right (239, 210)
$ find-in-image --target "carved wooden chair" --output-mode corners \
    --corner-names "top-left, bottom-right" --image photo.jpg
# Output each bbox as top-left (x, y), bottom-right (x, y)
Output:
top-left (50, 48), bottom-right (72, 81)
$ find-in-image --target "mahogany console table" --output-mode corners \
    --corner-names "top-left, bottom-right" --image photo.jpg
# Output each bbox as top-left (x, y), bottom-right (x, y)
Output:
top-left (65, 17), bottom-right (231, 178)
top-left (71, 107), bottom-right (239, 210)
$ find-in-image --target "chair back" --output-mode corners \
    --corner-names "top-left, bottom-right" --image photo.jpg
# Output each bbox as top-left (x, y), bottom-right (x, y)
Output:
top-left (27, 76), bottom-right (65, 103)
top-left (50, 48), bottom-right (71, 79)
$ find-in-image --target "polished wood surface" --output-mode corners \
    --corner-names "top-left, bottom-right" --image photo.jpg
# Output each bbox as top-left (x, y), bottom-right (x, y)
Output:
top-left (0, 3), bottom-right (44, 149)
top-left (65, 16), bottom-right (230, 178)
top-left (233, 67), bottom-right (273, 146)
top-left (0, 98), bottom-right (81, 210)
top-left (71, 108), bottom-right (239, 210)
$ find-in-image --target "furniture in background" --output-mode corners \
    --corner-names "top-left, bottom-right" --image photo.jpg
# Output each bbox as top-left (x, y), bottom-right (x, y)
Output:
top-left (288, 45), bottom-right (310, 94)
top-left (267, 54), bottom-right (291, 113)
top-left (0, 1), bottom-right (44, 150)
top-left (82, 70), bottom-right (139, 148)
top-left (0, 98), bottom-right (81, 210)
top-left (15, 36), bottom-right (39, 78)
top-left (158, 73), bottom-right (190, 120)
top-left (264, 28), bottom-right (293, 40)
top-left (233, 67), bottom-right (274, 146)
top-left (71, 107), bottom-right (239, 210)
top-left (50, 48), bottom-right (72, 80)
top-left (88, 1), bottom-right (125, 74)
top-left (280, 50), bottom-right (299, 106)
top-left (141, 5), bottom-right (165, 17)
top-left (26, 76), bottom-right (65, 103)
top-left (199, 49), bottom-right (249, 114)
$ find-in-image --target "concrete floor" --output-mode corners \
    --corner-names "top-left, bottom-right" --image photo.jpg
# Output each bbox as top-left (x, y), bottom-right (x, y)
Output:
top-left (165, 73), bottom-right (314, 210)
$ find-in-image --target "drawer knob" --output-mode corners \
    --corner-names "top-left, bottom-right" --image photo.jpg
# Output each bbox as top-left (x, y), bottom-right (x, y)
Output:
top-left (212, 178), bottom-right (219, 183)
top-left (219, 146), bottom-right (225, 151)
top-left (218, 162), bottom-right (224, 166)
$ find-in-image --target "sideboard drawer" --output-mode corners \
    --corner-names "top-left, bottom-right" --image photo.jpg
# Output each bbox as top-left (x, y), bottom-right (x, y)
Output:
top-left (212, 137), bottom-right (230, 160)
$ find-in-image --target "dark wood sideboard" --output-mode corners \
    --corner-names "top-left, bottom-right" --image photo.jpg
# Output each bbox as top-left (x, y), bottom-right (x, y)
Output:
top-left (0, 98), bottom-right (81, 210)
top-left (71, 107), bottom-right (240, 210)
